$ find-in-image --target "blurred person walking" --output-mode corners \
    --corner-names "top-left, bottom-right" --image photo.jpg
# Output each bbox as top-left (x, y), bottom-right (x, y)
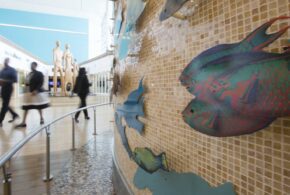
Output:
top-left (0, 58), bottom-right (19, 127)
top-left (16, 62), bottom-right (50, 128)
top-left (73, 67), bottom-right (91, 123)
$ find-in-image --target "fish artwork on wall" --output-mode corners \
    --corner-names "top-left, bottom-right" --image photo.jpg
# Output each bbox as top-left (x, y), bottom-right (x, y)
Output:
top-left (159, 0), bottom-right (189, 21)
top-left (117, 0), bottom-right (147, 60)
top-left (114, 79), bottom-right (235, 193)
top-left (179, 16), bottom-right (290, 137)
top-left (115, 78), bottom-right (170, 173)
top-left (133, 147), bottom-right (169, 173)
top-left (134, 167), bottom-right (236, 195)
top-left (116, 78), bottom-right (145, 134)
top-left (113, 1), bottom-right (123, 45)
top-left (115, 112), bottom-right (133, 157)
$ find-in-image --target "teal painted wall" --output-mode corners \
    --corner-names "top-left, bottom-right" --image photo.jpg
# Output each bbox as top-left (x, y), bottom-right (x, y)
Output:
top-left (0, 8), bottom-right (88, 64)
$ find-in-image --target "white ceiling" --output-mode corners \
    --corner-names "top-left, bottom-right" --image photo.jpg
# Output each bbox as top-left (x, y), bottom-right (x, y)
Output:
top-left (0, 0), bottom-right (108, 19)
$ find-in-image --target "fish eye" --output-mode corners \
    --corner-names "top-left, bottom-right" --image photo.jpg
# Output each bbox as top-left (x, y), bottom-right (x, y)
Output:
top-left (190, 109), bottom-right (194, 113)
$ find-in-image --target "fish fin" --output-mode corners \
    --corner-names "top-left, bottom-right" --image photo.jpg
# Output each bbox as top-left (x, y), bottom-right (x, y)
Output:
top-left (138, 96), bottom-right (145, 107)
top-left (144, 147), bottom-right (153, 153)
top-left (124, 116), bottom-right (144, 134)
top-left (242, 16), bottom-right (290, 51)
top-left (124, 78), bottom-right (144, 104)
top-left (205, 109), bottom-right (220, 130)
top-left (160, 152), bottom-right (169, 171)
top-left (240, 76), bottom-right (259, 104)
top-left (201, 51), bottom-right (289, 72)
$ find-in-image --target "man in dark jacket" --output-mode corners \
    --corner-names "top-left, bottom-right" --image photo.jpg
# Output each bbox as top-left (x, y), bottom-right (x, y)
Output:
top-left (73, 67), bottom-right (91, 123)
top-left (0, 58), bottom-right (19, 126)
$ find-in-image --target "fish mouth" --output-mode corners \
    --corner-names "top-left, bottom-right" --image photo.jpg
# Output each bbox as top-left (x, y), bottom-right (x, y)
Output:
top-left (179, 74), bottom-right (194, 86)
top-left (159, 10), bottom-right (170, 21)
top-left (159, 0), bottom-right (189, 21)
top-left (183, 84), bottom-right (195, 94)
top-left (179, 73), bottom-right (197, 96)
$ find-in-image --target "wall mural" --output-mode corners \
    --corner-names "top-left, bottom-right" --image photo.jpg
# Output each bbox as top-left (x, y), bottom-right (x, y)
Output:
top-left (117, 0), bottom-right (147, 60)
top-left (134, 167), bottom-right (236, 195)
top-left (115, 79), bottom-right (235, 194)
top-left (115, 78), bottom-right (169, 173)
top-left (179, 16), bottom-right (290, 137)
top-left (115, 112), bottom-right (133, 157)
top-left (159, 0), bottom-right (189, 21)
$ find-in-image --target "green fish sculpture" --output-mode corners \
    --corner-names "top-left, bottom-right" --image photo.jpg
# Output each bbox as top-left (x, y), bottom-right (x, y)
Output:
top-left (133, 147), bottom-right (169, 174)
top-left (180, 16), bottom-right (290, 137)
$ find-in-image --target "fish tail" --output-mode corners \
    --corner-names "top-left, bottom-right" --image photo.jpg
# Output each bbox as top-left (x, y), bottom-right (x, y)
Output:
top-left (242, 16), bottom-right (290, 51)
top-left (160, 153), bottom-right (169, 171)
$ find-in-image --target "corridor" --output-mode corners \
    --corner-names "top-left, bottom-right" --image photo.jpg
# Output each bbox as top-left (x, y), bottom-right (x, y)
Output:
top-left (0, 96), bottom-right (115, 194)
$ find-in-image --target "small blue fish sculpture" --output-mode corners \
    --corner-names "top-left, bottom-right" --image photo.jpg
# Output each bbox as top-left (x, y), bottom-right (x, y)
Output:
top-left (114, 112), bottom-right (133, 157)
top-left (116, 78), bottom-right (145, 134)
top-left (133, 147), bottom-right (169, 174)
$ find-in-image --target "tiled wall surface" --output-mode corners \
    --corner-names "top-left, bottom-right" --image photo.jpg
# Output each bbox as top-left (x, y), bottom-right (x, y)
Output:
top-left (114, 0), bottom-right (290, 194)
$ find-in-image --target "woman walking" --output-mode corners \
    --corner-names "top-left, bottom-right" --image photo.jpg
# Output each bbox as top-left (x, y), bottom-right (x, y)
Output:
top-left (73, 68), bottom-right (91, 123)
top-left (16, 62), bottom-right (50, 128)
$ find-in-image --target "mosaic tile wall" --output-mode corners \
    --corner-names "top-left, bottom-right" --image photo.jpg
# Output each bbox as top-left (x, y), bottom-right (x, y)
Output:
top-left (114, 0), bottom-right (290, 194)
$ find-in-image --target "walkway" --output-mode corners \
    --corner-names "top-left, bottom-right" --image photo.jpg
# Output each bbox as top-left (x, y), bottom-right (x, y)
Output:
top-left (0, 96), bottom-right (115, 194)
top-left (51, 131), bottom-right (114, 195)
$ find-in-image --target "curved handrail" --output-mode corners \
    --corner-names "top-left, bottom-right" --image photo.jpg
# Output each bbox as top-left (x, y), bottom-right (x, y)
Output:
top-left (0, 102), bottom-right (112, 168)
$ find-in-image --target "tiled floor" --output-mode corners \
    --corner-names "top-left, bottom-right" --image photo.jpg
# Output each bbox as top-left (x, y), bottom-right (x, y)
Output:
top-left (51, 132), bottom-right (115, 195)
top-left (0, 95), bottom-right (115, 194)
top-left (0, 95), bottom-right (113, 156)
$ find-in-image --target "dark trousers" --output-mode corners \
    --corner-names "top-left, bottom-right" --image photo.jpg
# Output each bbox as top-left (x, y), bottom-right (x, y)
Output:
top-left (0, 85), bottom-right (18, 123)
top-left (75, 95), bottom-right (88, 119)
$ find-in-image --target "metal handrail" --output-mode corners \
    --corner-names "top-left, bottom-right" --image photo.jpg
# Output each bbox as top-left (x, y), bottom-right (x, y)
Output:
top-left (0, 102), bottom-right (112, 195)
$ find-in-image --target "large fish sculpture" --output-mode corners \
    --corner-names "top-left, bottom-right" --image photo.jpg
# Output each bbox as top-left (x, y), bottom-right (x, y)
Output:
top-left (160, 0), bottom-right (189, 21)
top-left (180, 16), bottom-right (290, 137)
top-left (115, 78), bottom-right (169, 173)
